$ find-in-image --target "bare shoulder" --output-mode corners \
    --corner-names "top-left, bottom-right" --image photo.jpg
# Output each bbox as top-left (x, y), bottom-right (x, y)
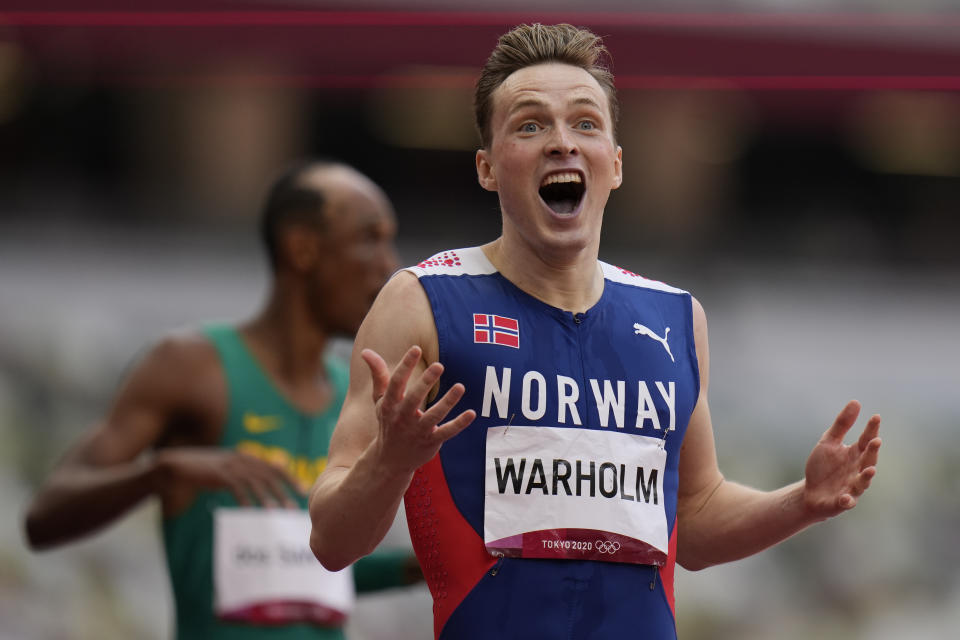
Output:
top-left (357, 269), bottom-right (438, 364)
top-left (107, 329), bottom-right (226, 443)
top-left (690, 295), bottom-right (707, 329)
top-left (689, 296), bottom-right (709, 351)
top-left (327, 272), bottom-right (438, 465)
top-left (127, 329), bottom-right (221, 392)
top-left (688, 295), bottom-right (710, 392)
top-left (148, 329), bottom-right (219, 366)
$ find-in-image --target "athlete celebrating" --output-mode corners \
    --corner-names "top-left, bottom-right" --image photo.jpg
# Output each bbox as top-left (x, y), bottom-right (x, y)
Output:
top-left (308, 24), bottom-right (882, 640)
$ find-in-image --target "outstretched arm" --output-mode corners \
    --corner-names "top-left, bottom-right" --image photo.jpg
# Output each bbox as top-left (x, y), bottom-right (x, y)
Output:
top-left (675, 298), bottom-right (882, 571)
top-left (308, 272), bottom-right (475, 571)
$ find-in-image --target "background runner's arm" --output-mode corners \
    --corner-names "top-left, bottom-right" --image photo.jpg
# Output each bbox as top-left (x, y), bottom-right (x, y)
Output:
top-left (24, 336), bottom-right (301, 550)
top-left (24, 338), bottom-right (198, 549)
top-left (675, 298), bottom-right (882, 571)
top-left (309, 272), bottom-right (474, 571)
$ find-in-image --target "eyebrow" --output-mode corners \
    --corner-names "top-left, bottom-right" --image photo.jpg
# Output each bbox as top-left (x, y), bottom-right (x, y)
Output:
top-left (508, 95), bottom-right (604, 116)
top-left (508, 98), bottom-right (548, 115)
top-left (570, 96), bottom-right (603, 111)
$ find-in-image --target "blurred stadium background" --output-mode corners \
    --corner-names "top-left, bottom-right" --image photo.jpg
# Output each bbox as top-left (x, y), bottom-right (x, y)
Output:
top-left (1, 1), bottom-right (959, 639)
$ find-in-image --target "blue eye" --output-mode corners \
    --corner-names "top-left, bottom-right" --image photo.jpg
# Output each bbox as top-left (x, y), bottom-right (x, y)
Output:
top-left (520, 123), bottom-right (539, 133)
top-left (577, 120), bottom-right (595, 130)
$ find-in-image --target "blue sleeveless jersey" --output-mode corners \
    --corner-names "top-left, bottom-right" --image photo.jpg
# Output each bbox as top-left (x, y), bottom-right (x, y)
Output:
top-left (403, 247), bottom-right (699, 640)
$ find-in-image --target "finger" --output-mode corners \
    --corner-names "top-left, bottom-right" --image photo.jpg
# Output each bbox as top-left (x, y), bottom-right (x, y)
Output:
top-left (361, 348), bottom-right (391, 404)
top-left (241, 453), bottom-right (303, 504)
top-left (233, 455), bottom-right (285, 507)
top-left (234, 452), bottom-right (300, 505)
top-left (214, 461), bottom-right (254, 505)
top-left (853, 466), bottom-right (877, 495)
top-left (420, 382), bottom-right (466, 425)
top-left (260, 464), bottom-right (302, 506)
top-left (383, 346), bottom-right (423, 406)
top-left (823, 400), bottom-right (862, 443)
top-left (432, 409), bottom-right (477, 443)
top-left (220, 470), bottom-right (254, 506)
top-left (400, 362), bottom-right (445, 415)
top-left (859, 437), bottom-right (882, 471)
top-left (239, 473), bottom-right (279, 508)
top-left (857, 414), bottom-right (882, 452)
top-left (223, 476), bottom-right (252, 507)
top-left (842, 466), bottom-right (877, 505)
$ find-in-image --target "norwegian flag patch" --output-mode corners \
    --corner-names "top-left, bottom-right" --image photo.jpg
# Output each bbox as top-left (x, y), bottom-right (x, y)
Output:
top-left (473, 314), bottom-right (519, 348)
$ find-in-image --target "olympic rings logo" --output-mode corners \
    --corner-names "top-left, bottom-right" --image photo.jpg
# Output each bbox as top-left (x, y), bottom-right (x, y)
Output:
top-left (595, 540), bottom-right (621, 554)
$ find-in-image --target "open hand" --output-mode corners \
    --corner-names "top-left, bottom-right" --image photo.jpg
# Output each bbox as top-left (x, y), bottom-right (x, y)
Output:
top-left (803, 400), bottom-right (882, 519)
top-left (362, 345), bottom-right (476, 475)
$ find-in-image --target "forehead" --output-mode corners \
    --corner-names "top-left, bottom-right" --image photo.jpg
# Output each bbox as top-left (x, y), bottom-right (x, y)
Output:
top-left (299, 167), bottom-right (395, 232)
top-left (491, 62), bottom-right (610, 120)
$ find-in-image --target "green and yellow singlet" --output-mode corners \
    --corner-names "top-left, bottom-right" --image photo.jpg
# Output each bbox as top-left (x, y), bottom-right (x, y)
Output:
top-left (162, 325), bottom-right (409, 640)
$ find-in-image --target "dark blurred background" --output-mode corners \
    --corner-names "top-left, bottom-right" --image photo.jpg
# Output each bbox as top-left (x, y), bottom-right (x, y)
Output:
top-left (1, 2), bottom-right (958, 639)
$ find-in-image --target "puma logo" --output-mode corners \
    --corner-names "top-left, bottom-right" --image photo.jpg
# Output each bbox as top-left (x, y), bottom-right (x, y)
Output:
top-left (633, 323), bottom-right (675, 363)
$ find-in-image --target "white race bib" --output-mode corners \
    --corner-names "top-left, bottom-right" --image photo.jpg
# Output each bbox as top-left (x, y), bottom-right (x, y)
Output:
top-left (214, 508), bottom-right (354, 626)
top-left (484, 426), bottom-right (668, 565)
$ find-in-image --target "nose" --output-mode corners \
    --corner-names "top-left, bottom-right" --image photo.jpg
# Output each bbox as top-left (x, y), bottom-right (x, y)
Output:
top-left (546, 126), bottom-right (578, 157)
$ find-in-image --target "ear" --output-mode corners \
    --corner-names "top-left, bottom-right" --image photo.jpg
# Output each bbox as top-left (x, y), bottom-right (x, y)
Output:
top-left (611, 145), bottom-right (623, 190)
top-left (280, 226), bottom-right (321, 273)
top-left (476, 149), bottom-right (498, 192)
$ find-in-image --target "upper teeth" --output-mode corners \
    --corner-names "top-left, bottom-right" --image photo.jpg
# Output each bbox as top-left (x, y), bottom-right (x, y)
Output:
top-left (541, 172), bottom-right (582, 187)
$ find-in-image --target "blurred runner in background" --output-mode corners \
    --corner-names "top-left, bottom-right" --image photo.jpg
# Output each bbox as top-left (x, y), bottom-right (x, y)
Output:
top-left (25, 159), bottom-right (419, 639)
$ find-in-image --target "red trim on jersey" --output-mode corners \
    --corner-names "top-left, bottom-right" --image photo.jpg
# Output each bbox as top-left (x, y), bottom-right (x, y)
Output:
top-left (660, 517), bottom-right (679, 618)
top-left (404, 454), bottom-right (497, 639)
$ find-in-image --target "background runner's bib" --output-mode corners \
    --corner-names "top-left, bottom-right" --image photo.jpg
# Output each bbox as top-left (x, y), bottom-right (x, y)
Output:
top-left (214, 509), bottom-right (354, 626)
top-left (165, 326), bottom-right (354, 638)
top-left (484, 426), bottom-right (668, 565)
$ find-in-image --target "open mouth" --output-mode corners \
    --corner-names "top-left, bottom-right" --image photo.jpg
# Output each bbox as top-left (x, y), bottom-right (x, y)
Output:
top-left (539, 172), bottom-right (585, 215)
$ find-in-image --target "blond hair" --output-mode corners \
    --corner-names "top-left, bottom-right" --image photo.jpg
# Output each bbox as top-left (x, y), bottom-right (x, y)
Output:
top-left (474, 23), bottom-right (619, 148)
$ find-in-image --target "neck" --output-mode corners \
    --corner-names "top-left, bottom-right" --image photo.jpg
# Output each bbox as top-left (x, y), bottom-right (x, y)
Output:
top-left (241, 283), bottom-right (328, 385)
top-left (482, 235), bottom-right (604, 314)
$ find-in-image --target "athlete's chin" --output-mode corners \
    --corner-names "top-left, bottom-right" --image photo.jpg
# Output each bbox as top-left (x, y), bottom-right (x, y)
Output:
top-left (533, 229), bottom-right (596, 257)
top-left (540, 214), bottom-right (601, 251)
